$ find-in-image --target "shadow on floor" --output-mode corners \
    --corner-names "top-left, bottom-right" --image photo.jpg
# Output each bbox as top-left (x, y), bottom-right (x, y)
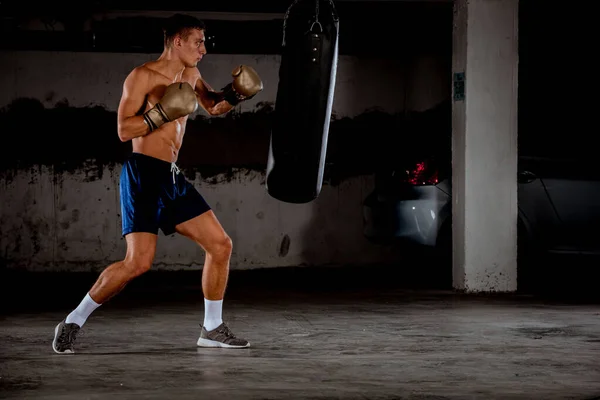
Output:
top-left (1, 253), bottom-right (599, 315)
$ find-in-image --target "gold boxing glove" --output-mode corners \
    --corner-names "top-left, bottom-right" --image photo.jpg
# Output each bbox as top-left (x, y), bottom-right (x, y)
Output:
top-left (143, 82), bottom-right (198, 131)
top-left (222, 65), bottom-right (263, 106)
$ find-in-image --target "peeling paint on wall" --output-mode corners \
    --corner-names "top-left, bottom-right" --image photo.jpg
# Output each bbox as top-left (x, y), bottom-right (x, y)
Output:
top-left (0, 97), bottom-right (450, 185)
top-left (0, 98), bottom-right (125, 177)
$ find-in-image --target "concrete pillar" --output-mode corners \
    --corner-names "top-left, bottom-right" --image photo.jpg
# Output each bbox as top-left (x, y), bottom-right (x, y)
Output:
top-left (451, 0), bottom-right (519, 292)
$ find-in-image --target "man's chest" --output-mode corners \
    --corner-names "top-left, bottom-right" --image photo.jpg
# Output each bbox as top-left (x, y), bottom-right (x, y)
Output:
top-left (146, 75), bottom-right (198, 108)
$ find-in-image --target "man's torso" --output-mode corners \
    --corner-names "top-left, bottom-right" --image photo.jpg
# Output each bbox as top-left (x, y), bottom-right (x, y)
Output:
top-left (132, 61), bottom-right (199, 163)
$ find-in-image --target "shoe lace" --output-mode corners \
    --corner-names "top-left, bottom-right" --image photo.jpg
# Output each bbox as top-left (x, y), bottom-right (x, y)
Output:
top-left (216, 324), bottom-right (236, 339)
top-left (59, 325), bottom-right (81, 346)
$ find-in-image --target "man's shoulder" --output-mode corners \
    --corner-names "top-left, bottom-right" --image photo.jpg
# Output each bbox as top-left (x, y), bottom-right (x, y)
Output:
top-left (183, 66), bottom-right (201, 80)
top-left (129, 63), bottom-right (155, 78)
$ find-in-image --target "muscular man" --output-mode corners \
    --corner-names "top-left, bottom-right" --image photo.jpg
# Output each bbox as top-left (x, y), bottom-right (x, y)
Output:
top-left (52, 13), bottom-right (263, 353)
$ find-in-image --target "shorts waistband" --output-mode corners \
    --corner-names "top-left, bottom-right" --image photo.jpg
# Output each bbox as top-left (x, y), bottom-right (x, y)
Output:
top-left (129, 152), bottom-right (181, 183)
top-left (130, 152), bottom-right (174, 168)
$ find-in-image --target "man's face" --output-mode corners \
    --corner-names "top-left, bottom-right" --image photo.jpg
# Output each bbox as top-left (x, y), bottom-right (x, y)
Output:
top-left (177, 28), bottom-right (207, 67)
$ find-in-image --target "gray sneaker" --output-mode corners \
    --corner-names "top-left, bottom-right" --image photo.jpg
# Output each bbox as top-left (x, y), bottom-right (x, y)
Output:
top-left (197, 322), bottom-right (250, 348)
top-left (52, 320), bottom-right (81, 354)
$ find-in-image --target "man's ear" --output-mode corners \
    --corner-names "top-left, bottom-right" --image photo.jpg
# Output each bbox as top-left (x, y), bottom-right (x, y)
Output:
top-left (173, 35), bottom-right (182, 48)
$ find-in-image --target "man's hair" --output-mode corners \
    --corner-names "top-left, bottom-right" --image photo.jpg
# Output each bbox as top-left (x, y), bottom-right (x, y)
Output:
top-left (162, 14), bottom-right (206, 47)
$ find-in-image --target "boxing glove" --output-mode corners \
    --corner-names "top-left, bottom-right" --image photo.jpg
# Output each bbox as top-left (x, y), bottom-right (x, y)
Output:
top-left (143, 82), bottom-right (198, 131)
top-left (222, 65), bottom-right (264, 106)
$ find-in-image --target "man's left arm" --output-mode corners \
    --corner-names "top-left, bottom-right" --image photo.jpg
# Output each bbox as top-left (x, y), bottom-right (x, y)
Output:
top-left (193, 72), bottom-right (233, 116)
top-left (192, 65), bottom-right (264, 116)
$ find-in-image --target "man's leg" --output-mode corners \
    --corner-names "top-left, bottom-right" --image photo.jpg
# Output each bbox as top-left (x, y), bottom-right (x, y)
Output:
top-left (88, 232), bottom-right (158, 304)
top-left (52, 232), bottom-right (157, 354)
top-left (175, 211), bottom-right (249, 348)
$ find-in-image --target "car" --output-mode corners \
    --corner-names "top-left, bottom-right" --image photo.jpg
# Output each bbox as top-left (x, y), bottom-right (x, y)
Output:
top-left (362, 151), bottom-right (600, 272)
top-left (362, 155), bottom-right (451, 249)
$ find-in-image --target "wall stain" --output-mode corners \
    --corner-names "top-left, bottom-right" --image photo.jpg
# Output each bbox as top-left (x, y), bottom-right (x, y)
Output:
top-left (0, 97), bottom-right (450, 185)
top-left (279, 234), bottom-right (291, 257)
top-left (20, 216), bottom-right (42, 256)
top-left (45, 91), bottom-right (56, 103)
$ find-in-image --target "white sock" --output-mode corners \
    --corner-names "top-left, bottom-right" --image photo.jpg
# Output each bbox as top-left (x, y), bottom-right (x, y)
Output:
top-left (65, 293), bottom-right (101, 328)
top-left (203, 299), bottom-right (223, 331)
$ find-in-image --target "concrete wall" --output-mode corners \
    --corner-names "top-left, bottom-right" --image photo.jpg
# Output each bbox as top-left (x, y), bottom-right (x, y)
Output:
top-left (2, 162), bottom-right (390, 272)
top-left (0, 10), bottom-right (452, 272)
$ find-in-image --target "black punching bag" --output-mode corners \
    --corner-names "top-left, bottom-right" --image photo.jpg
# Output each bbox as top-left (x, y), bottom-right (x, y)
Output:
top-left (266, 0), bottom-right (339, 203)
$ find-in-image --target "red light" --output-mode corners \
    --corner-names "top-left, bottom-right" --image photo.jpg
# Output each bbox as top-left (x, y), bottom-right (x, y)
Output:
top-left (406, 161), bottom-right (439, 185)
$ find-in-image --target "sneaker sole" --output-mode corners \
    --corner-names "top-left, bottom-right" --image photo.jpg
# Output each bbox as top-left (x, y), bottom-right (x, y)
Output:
top-left (197, 337), bottom-right (250, 349)
top-left (52, 323), bottom-right (74, 355)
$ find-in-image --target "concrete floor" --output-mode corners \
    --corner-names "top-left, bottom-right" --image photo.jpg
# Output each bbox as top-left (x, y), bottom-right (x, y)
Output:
top-left (1, 265), bottom-right (600, 399)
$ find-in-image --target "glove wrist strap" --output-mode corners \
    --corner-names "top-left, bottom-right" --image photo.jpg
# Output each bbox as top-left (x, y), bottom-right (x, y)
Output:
top-left (222, 83), bottom-right (243, 106)
top-left (143, 105), bottom-right (168, 131)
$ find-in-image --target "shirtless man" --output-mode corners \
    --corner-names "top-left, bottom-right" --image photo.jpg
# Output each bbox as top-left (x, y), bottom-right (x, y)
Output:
top-left (52, 13), bottom-right (263, 353)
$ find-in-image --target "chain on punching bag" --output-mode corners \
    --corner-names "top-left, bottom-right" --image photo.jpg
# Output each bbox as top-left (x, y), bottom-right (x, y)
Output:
top-left (266, 0), bottom-right (339, 203)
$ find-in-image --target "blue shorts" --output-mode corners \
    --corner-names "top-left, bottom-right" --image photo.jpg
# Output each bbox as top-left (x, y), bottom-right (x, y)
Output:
top-left (119, 152), bottom-right (211, 236)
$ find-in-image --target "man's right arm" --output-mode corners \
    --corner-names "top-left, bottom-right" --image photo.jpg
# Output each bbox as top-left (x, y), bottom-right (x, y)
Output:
top-left (117, 67), bottom-right (150, 142)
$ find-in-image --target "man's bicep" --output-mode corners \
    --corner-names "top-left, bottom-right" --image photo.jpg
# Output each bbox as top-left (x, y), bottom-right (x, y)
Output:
top-left (194, 75), bottom-right (223, 113)
top-left (118, 68), bottom-right (148, 120)
top-left (195, 75), bottom-right (215, 93)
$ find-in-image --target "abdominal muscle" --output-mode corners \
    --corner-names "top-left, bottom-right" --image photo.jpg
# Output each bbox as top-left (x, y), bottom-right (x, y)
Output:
top-left (132, 70), bottom-right (198, 164)
top-left (132, 117), bottom-right (188, 164)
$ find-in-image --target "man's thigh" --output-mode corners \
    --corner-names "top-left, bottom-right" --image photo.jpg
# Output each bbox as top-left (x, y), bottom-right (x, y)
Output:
top-left (174, 210), bottom-right (230, 252)
top-left (159, 178), bottom-right (212, 236)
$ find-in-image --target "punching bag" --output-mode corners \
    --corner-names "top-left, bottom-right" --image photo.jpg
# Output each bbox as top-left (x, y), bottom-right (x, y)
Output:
top-left (266, 0), bottom-right (339, 203)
